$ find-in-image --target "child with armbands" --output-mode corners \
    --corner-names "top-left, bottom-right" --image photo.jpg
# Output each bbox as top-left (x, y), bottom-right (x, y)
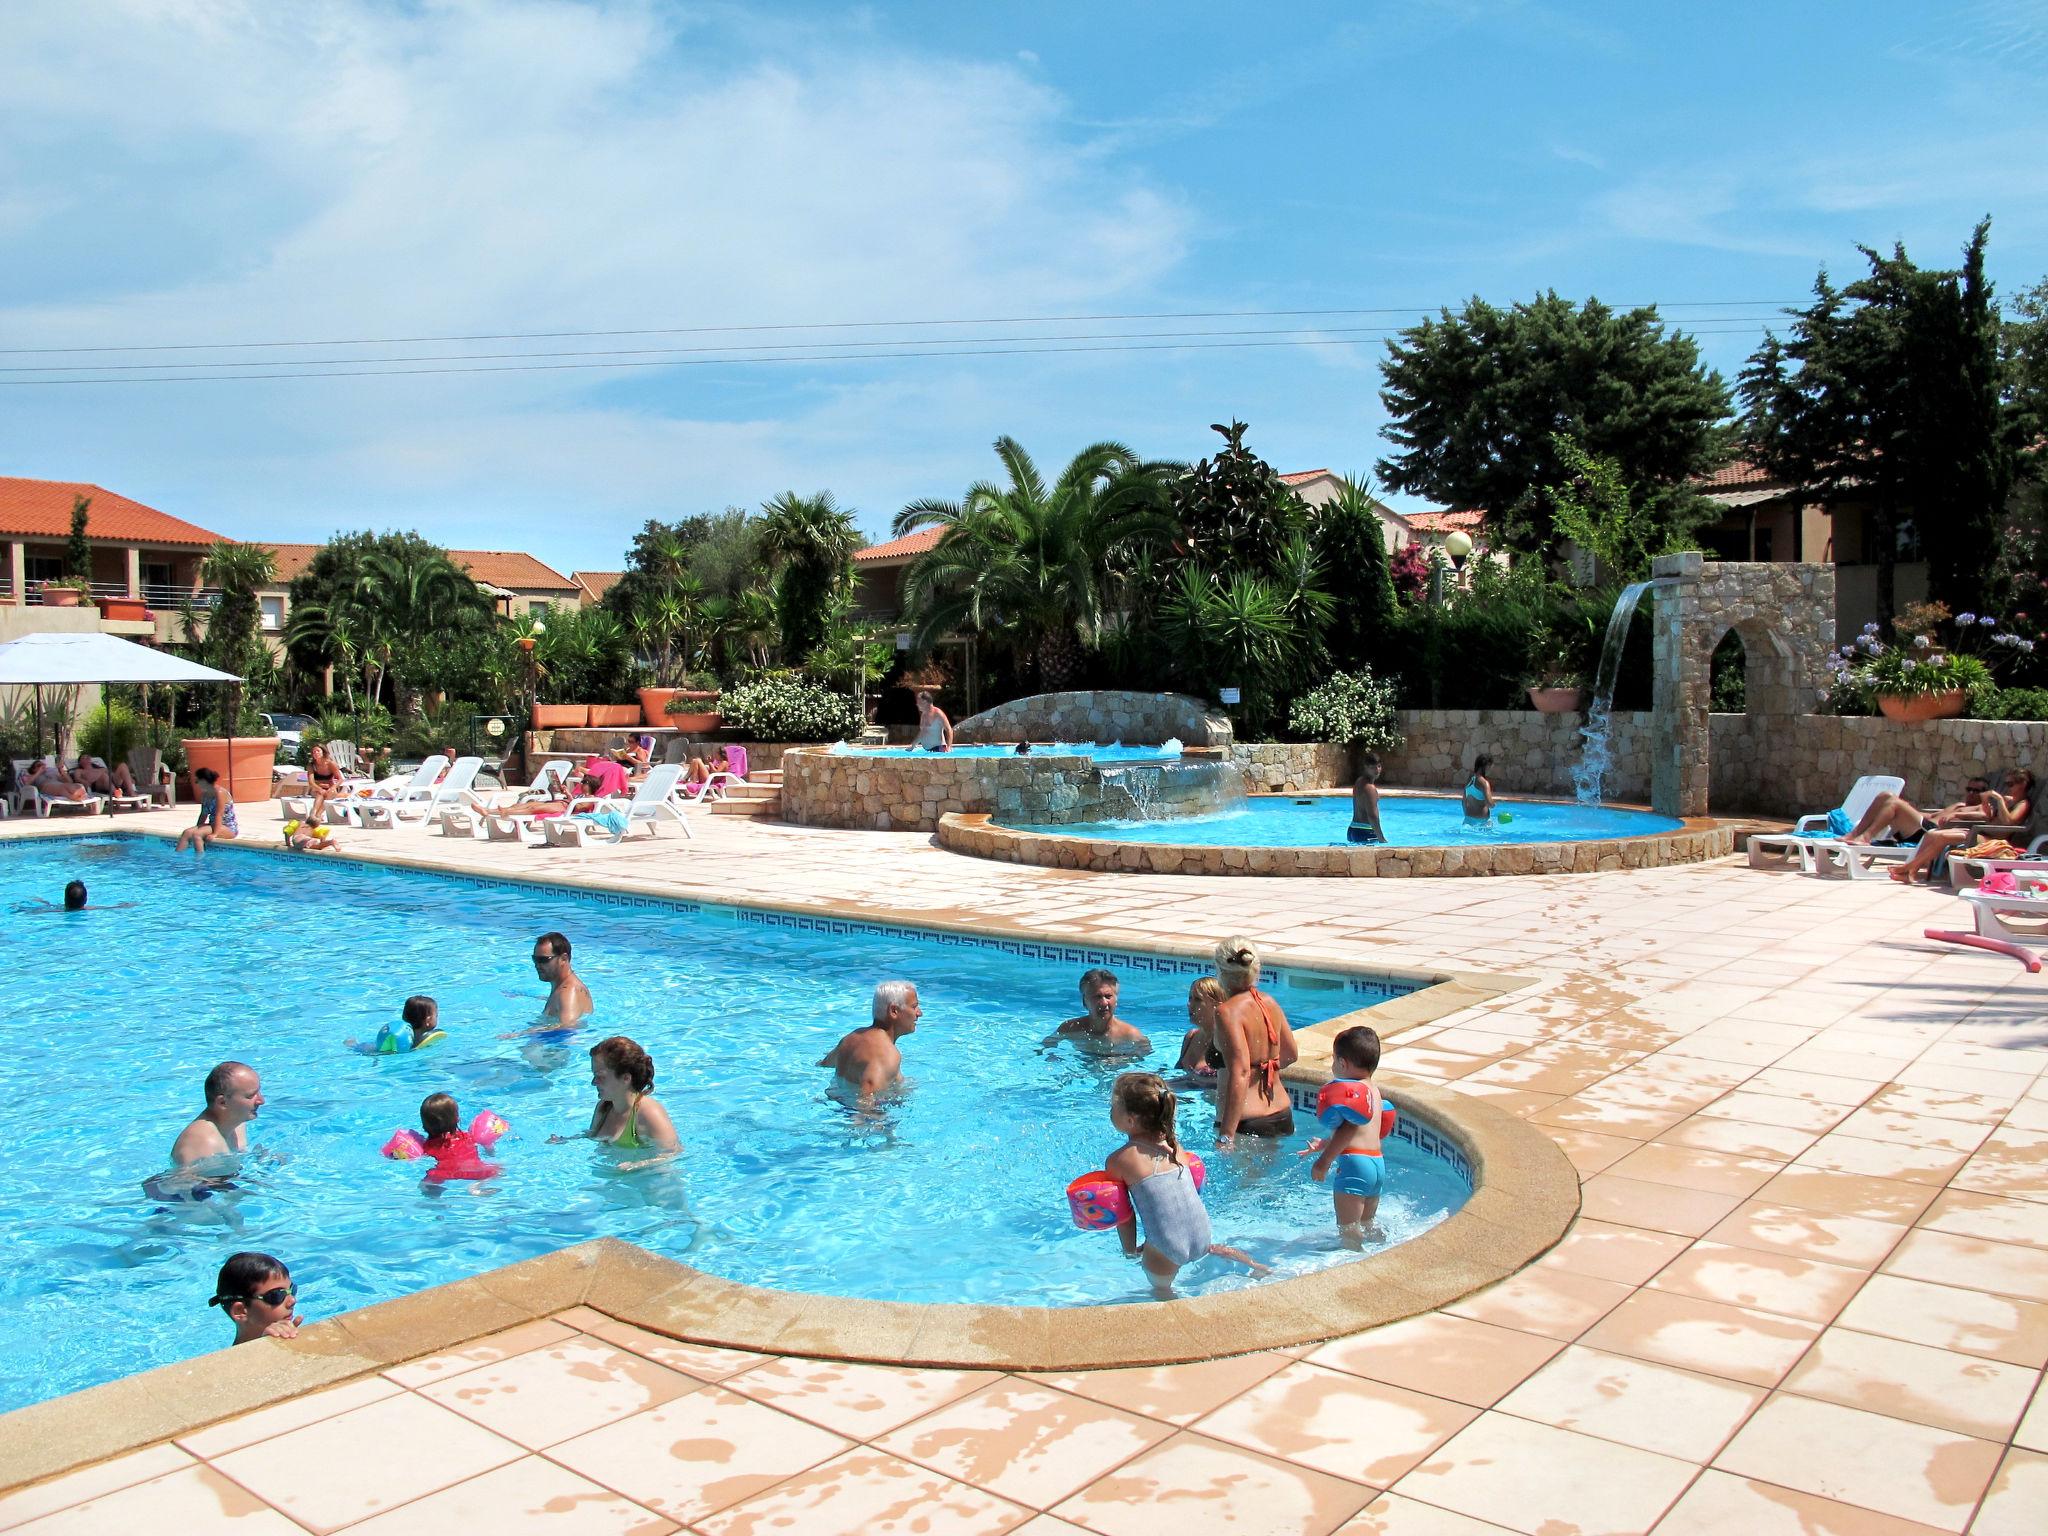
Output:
top-left (385, 1092), bottom-right (506, 1184)
top-left (1096, 1072), bottom-right (1269, 1297)
top-left (1307, 1026), bottom-right (1389, 1247)
top-left (348, 995), bottom-right (446, 1055)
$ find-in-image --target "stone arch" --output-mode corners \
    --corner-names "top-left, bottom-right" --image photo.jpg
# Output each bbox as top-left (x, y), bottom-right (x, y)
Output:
top-left (1651, 556), bottom-right (1834, 816)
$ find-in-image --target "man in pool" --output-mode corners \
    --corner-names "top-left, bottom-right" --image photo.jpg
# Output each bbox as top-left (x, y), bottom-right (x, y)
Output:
top-left (1046, 968), bottom-right (1150, 1055)
top-left (1347, 753), bottom-right (1386, 845)
top-left (820, 980), bottom-right (920, 1101)
top-left (170, 1062), bottom-right (265, 1170)
top-left (503, 932), bottom-right (592, 1054)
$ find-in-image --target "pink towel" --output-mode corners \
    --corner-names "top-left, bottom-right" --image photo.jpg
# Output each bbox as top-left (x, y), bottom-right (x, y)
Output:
top-left (723, 745), bottom-right (748, 780)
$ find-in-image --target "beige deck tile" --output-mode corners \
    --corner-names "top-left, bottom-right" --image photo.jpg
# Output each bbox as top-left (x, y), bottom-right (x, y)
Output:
top-left (722, 1358), bottom-right (998, 1438)
top-left (1835, 1274), bottom-right (2048, 1367)
top-left (381, 1317), bottom-right (582, 1387)
top-left (1387, 1411), bottom-right (1697, 1536)
top-left (1539, 1127), bottom-right (1642, 1176)
top-left (1647, 1238), bottom-right (1866, 1323)
top-left (5, 1464), bottom-right (305, 1535)
top-left (546, 1383), bottom-right (850, 1525)
top-left (1337, 1494), bottom-right (1522, 1532)
top-left (1578, 1172), bottom-right (1744, 1236)
top-left (1439, 1262), bottom-right (1635, 1341)
top-left (1578, 1287), bottom-right (1824, 1387)
top-left (1024, 1352), bottom-right (1292, 1426)
top-left (1953, 1128), bottom-right (2048, 1201)
top-left (1656, 1113), bottom-right (1820, 1160)
top-left (1702, 1199), bottom-right (1908, 1271)
top-left (1793, 1135), bottom-right (1973, 1187)
top-left (694, 1447), bottom-right (1031, 1536)
top-left (874, 1380), bottom-right (1173, 1510)
top-left (2020, 1377), bottom-right (2048, 1454)
top-left (1191, 1361), bottom-right (1477, 1486)
top-left (1755, 1166), bottom-right (1941, 1223)
top-left (1309, 1312), bottom-right (1564, 1407)
top-left (1536, 1218), bottom-right (1691, 1286)
top-left (1742, 1068), bottom-right (1884, 1107)
top-left (177, 1372), bottom-right (402, 1458)
top-left (1880, 1228), bottom-right (2048, 1304)
top-left (1972, 1447), bottom-right (2048, 1536)
top-left (1833, 1109), bottom-right (1996, 1156)
top-left (1647, 1469), bottom-right (1952, 1535)
top-left (1782, 1326), bottom-right (2039, 1441)
top-left (1493, 1343), bottom-right (1765, 1459)
top-left (1049, 1430), bottom-right (1375, 1536)
top-left (1862, 1085), bottom-right (2017, 1125)
top-left (1606, 1140), bottom-right (1785, 1198)
top-left (0, 1444), bottom-right (193, 1533)
top-left (339, 1456), bottom-right (676, 1535)
top-left (1713, 1393), bottom-right (2004, 1532)
top-left (416, 1337), bottom-right (700, 1449)
top-left (574, 1315), bottom-right (772, 1381)
top-left (206, 1392), bottom-right (525, 1534)
top-left (1012, 1519), bottom-right (1096, 1536)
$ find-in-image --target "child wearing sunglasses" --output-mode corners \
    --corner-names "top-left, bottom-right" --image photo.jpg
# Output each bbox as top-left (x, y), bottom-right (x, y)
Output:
top-left (209, 1251), bottom-right (302, 1345)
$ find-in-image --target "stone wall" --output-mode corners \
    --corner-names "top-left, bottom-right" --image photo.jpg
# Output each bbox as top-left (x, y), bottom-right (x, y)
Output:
top-left (1229, 742), bottom-right (1357, 791)
top-left (1379, 711), bottom-right (1655, 802)
top-left (954, 690), bottom-right (1234, 747)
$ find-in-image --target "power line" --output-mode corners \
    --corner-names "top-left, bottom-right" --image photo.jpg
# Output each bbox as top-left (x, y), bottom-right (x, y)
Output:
top-left (0, 299), bottom-right (1805, 357)
top-left (0, 318), bottom-right (1791, 374)
top-left (0, 322), bottom-right (1784, 386)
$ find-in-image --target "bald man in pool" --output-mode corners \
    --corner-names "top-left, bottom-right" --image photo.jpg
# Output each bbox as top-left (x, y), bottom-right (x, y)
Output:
top-left (820, 981), bottom-right (921, 1102)
top-left (171, 1062), bottom-right (265, 1170)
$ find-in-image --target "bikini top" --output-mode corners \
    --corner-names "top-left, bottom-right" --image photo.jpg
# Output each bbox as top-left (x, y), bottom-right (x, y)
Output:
top-left (1208, 991), bottom-right (1284, 1094)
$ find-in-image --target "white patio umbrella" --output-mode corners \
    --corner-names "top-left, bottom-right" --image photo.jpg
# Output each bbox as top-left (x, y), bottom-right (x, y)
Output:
top-left (0, 630), bottom-right (239, 765)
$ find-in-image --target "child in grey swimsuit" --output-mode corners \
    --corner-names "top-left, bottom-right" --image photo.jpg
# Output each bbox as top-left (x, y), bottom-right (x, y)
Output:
top-left (1106, 1072), bottom-right (1269, 1297)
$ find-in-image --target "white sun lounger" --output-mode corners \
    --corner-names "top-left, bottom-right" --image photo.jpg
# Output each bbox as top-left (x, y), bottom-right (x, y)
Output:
top-left (551, 761), bottom-right (692, 843)
top-left (1748, 775), bottom-right (1907, 870)
top-left (397, 756), bottom-right (483, 823)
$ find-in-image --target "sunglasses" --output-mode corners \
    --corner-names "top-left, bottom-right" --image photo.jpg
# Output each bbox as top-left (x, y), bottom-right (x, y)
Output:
top-left (212, 1283), bottom-right (295, 1308)
top-left (532, 951), bottom-right (556, 965)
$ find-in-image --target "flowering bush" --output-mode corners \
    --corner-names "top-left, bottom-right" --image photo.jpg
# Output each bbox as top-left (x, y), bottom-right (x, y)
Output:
top-left (1387, 543), bottom-right (1431, 604)
top-left (1287, 668), bottom-right (1404, 750)
top-left (713, 672), bottom-right (862, 742)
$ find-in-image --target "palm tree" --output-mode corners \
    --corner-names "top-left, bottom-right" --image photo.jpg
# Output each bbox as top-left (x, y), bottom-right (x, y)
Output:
top-left (892, 437), bottom-right (1175, 688)
top-left (351, 547), bottom-right (491, 713)
top-left (758, 491), bottom-right (862, 663)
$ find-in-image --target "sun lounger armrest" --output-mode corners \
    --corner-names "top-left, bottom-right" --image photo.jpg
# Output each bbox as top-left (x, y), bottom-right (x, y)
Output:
top-left (1793, 813), bottom-right (1830, 834)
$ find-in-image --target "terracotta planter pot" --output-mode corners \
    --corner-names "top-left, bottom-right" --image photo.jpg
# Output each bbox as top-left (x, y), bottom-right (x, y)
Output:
top-left (1877, 690), bottom-right (1967, 723)
top-left (41, 586), bottom-right (84, 607)
top-left (531, 704), bottom-right (588, 728)
top-left (588, 704), bottom-right (642, 727)
top-left (182, 737), bottom-right (281, 802)
top-left (665, 711), bottom-right (722, 733)
top-left (1527, 687), bottom-right (1589, 714)
top-left (94, 596), bottom-right (151, 621)
top-left (637, 687), bottom-right (680, 726)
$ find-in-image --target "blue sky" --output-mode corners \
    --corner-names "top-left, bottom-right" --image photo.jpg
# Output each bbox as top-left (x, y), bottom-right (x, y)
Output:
top-left (3, 1), bottom-right (2046, 575)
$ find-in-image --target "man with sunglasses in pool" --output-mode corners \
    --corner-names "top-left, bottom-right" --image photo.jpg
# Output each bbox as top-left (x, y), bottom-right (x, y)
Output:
top-left (502, 932), bottom-right (593, 1059)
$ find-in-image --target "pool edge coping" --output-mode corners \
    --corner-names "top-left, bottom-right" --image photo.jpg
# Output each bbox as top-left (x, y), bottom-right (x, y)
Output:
top-left (0, 1071), bottom-right (1578, 1493)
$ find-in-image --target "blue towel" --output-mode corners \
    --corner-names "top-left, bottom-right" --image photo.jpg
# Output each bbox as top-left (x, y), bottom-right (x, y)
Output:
top-left (1827, 808), bottom-right (1852, 837)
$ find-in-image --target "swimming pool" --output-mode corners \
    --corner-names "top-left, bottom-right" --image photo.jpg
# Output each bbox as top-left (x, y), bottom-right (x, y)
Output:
top-left (829, 741), bottom-right (1179, 761)
top-left (0, 835), bottom-right (1464, 1411)
top-left (1005, 793), bottom-right (1684, 847)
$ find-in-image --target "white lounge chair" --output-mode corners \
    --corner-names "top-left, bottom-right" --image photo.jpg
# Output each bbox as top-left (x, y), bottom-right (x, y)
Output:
top-left (11, 757), bottom-right (104, 817)
top-left (396, 756), bottom-right (483, 822)
top-left (1748, 775), bottom-right (1908, 870)
top-left (1947, 835), bottom-right (2048, 890)
top-left (552, 761), bottom-right (692, 842)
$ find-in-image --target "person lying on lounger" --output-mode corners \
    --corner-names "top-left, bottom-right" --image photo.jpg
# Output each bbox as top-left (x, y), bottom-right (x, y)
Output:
top-left (1840, 777), bottom-right (2003, 845)
top-left (1885, 770), bottom-right (2037, 884)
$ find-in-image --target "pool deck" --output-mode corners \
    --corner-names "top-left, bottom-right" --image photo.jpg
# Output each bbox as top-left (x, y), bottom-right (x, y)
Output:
top-left (2, 804), bottom-right (2045, 1533)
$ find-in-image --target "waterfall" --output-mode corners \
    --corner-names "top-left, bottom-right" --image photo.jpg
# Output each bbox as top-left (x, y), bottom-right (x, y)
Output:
top-left (1094, 760), bottom-right (1248, 822)
top-left (1572, 578), bottom-right (1670, 806)
top-left (1101, 765), bottom-right (1160, 819)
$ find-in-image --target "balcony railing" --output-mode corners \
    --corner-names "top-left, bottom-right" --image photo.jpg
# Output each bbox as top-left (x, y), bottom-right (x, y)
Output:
top-left (20, 580), bottom-right (221, 609)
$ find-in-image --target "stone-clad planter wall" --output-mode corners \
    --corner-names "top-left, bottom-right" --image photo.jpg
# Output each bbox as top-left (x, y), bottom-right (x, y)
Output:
top-left (1229, 742), bottom-right (1357, 791)
top-left (1378, 709), bottom-right (2048, 816)
top-left (939, 812), bottom-right (1734, 877)
top-left (955, 690), bottom-right (1234, 747)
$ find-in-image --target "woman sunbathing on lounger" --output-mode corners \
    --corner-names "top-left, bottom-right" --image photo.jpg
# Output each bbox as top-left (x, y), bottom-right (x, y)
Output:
top-left (24, 758), bottom-right (90, 803)
top-left (1841, 777), bottom-right (2003, 845)
top-left (1886, 770), bottom-right (2037, 884)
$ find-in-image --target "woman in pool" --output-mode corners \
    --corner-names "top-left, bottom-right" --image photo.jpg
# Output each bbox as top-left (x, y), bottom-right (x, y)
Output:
top-left (914, 690), bottom-right (953, 752)
top-left (1462, 754), bottom-right (1495, 821)
top-left (175, 767), bottom-right (238, 854)
top-left (1211, 938), bottom-right (1298, 1144)
top-left (551, 1035), bottom-right (680, 1170)
top-left (1174, 976), bottom-right (1226, 1080)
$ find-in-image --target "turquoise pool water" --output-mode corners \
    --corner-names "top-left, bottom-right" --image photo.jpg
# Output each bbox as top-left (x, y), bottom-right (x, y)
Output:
top-left (1008, 793), bottom-right (1684, 846)
top-left (828, 741), bottom-right (1178, 761)
top-left (0, 836), bottom-right (1466, 1411)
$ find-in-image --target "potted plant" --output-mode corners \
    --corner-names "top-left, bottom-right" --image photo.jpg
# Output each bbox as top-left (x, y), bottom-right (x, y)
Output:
top-left (663, 671), bottom-right (723, 733)
top-left (95, 593), bottom-right (151, 621)
top-left (1524, 633), bottom-right (1588, 713)
top-left (41, 576), bottom-right (91, 608)
top-left (180, 543), bottom-right (283, 799)
top-left (1829, 609), bottom-right (2008, 723)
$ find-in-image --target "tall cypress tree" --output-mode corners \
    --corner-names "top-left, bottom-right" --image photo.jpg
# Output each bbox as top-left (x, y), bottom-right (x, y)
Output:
top-left (1315, 476), bottom-right (1400, 670)
top-left (65, 495), bottom-right (92, 582)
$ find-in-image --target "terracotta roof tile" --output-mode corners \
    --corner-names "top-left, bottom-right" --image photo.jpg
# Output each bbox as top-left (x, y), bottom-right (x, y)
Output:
top-left (0, 476), bottom-right (227, 547)
top-left (263, 543), bottom-right (323, 583)
top-left (854, 527), bottom-right (942, 564)
top-left (573, 570), bottom-right (625, 602)
top-left (1279, 468), bottom-right (1334, 484)
top-left (1406, 508), bottom-right (1487, 533)
top-left (257, 544), bottom-right (579, 591)
top-left (1697, 459), bottom-right (1784, 489)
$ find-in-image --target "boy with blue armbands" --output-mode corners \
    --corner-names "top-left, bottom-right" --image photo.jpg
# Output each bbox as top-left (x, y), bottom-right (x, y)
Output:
top-left (1308, 1025), bottom-right (1384, 1247)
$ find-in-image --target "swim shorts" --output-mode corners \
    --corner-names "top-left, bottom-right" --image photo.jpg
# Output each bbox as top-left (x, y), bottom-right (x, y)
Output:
top-left (1331, 1154), bottom-right (1384, 1200)
top-left (1346, 824), bottom-right (1384, 845)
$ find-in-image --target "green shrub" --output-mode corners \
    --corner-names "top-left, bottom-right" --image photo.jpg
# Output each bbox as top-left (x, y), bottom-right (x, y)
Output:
top-left (395, 700), bottom-right (482, 758)
top-left (314, 704), bottom-right (396, 753)
top-left (1287, 670), bottom-right (1404, 750)
top-left (1978, 685), bottom-right (2048, 721)
top-left (714, 672), bottom-right (862, 742)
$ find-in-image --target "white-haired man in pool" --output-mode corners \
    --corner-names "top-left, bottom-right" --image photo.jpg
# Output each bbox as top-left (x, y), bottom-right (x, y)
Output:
top-left (819, 981), bottom-right (921, 1102)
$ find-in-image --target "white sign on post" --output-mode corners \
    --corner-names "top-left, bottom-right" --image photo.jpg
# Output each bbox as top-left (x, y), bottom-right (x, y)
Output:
top-left (1218, 687), bottom-right (1241, 705)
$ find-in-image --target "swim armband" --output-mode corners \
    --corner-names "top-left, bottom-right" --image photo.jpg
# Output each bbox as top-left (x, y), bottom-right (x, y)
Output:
top-left (1066, 1150), bottom-right (1205, 1231)
top-left (383, 1110), bottom-right (507, 1161)
top-left (1316, 1080), bottom-right (1396, 1141)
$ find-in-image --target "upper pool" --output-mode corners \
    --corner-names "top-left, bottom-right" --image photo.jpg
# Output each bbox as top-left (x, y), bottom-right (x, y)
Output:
top-left (0, 836), bottom-right (1462, 1411)
top-left (1005, 793), bottom-right (1684, 847)
top-left (829, 740), bottom-right (1179, 761)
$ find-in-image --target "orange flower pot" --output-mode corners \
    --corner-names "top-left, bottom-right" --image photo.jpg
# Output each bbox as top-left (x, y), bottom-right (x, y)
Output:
top-left (637, 687), bottom-right (679, 726)
top-left (1876, 691), bottom-right (1967, 723)
top-left (531, 704), bottom-right (588, 728)
top-left (1527, 687), bottom-right (1589, 714)
top-left (182, 737), bottom-right (281, 802)
top-left (587, 704), bottom-right (642, 727)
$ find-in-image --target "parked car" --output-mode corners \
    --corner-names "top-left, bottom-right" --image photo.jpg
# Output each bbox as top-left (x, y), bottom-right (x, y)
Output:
top-left (260, 712), bottom-right (313, 757)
